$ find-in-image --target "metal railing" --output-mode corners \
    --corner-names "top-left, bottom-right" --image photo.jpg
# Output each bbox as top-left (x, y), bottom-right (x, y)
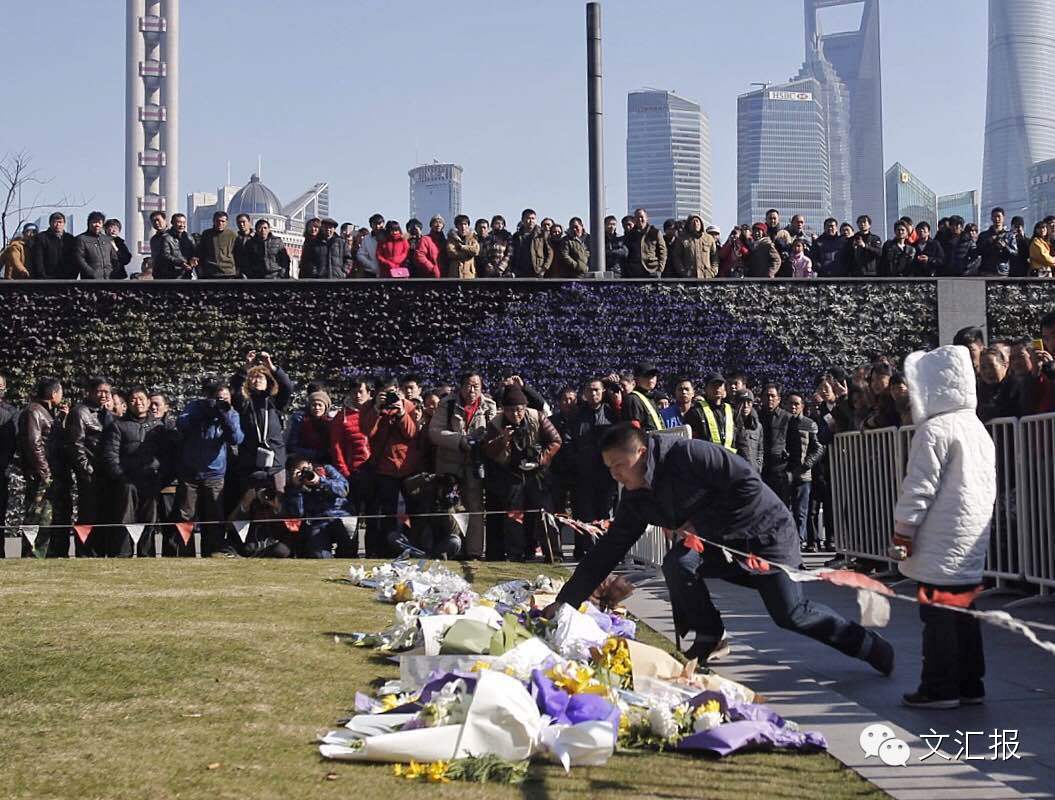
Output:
top-left (830, 414), bottom-right (1055, 593)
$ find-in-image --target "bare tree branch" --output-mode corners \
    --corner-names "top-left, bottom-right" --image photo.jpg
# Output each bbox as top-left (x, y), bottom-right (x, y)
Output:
top-left (0, 150), bottom-right (90, 247)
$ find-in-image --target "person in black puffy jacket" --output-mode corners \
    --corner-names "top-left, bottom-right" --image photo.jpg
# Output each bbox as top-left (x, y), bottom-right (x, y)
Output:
top-left (230, 350), bottom-right (294, 494)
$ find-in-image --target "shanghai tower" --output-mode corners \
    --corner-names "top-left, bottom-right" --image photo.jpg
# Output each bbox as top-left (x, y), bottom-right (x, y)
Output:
top-left (982, 0), bottom-right (1055, 221)
top-left (804, 0), bottom-right (885, 232)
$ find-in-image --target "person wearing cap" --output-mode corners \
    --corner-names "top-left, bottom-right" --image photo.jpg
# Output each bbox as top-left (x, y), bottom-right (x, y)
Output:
top-left (496, 369), bottom-right (549, 416)
top-left (669, 214), bottom-right (719, 279)
top-left (684, 373), bottom-right (737, 452)
top-left (1, 222), bottom-right (37, 279)
top-left (543, 423), bottom-right (895, 676)
top-left (480, 385), bottom-right (561, 561)
top-left (746, 223), bottom-right (781, 278)
top-left (621, 362), bottom-right (664, 432)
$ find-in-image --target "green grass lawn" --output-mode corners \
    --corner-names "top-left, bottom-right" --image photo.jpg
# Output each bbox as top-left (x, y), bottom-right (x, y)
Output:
top-left (0, 559), bottom-right (888, 800)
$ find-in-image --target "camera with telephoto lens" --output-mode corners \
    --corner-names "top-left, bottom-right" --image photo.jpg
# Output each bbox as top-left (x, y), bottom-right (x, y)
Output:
top-left (296, 466), bottom-right (316, 484)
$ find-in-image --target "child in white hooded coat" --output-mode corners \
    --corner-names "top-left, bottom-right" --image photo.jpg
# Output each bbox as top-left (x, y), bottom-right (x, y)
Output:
top-left (893, 344), bottom-right (996, 709)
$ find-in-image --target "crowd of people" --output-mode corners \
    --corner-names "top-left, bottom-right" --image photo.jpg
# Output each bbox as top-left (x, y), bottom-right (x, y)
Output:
top-left (6, 204), bottom-right (1055, 280)
top-left (3, 310), bottom-right (1053, 560)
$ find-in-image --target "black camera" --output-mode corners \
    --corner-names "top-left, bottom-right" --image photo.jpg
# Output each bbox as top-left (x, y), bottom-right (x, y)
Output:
top-left (215, 399), bottom-right (231, 414)
top-left (296, 466), bottom-right (316, 483)
top-left (383, 390), bottom-right (401, 408)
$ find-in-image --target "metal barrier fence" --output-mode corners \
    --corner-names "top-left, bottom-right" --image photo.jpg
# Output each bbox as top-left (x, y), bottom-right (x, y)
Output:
top-left (626, 426), bottom-right (692, 569)
top-left (1019, 414), bottom-right (1055, 590)
top-left (830, 414), bottom-right (1055, 593)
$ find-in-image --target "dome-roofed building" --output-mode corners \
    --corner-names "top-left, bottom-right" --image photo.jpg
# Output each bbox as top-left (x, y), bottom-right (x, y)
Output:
top-left (186, 171), bottom-right (330, 274)
top-left (227, 173), bottom-right (284, 218)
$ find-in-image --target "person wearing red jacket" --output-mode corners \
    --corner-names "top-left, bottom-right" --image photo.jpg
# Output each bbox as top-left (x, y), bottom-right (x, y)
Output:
top-left (407, 219), bottom-right (440, 278)
top-left (376, 220), bottom-right (410, 278)
top-left (330, 380), bottom-right (372, 541)
top-left (360, 376), bottom-right (422, 557)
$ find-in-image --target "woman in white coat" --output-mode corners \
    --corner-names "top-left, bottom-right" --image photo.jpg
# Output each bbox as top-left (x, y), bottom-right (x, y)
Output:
top-left (893, 345), bottom-right (996, 709)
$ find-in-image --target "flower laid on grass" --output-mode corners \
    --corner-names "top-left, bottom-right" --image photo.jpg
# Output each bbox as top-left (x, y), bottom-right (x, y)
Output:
top-left (392, 756), bottom-right (528, 785)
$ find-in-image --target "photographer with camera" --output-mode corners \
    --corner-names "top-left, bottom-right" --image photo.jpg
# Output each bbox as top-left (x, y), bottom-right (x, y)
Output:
top-left (231, 350), bottom-right (294, 495)
top-left (427, 371), bottom-right (497, 560)
top-left (481, 386), bottom-right (561, 562)
top-left (283, 455), bottom-right (355, 558)
top-left (175, 376), bottom-right (244, 557)
top-left (359, 376), bottom-right (424, 557)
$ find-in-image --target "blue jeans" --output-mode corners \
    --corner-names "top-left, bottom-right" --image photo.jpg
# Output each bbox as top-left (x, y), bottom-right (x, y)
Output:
top-left (663, 541), bottom-right (867, 657)
top-left (789, 482), bottom-right (811, 545)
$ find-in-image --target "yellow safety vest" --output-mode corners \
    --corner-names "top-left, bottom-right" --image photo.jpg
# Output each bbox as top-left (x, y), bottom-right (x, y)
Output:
top-left (700, 401), bottom-right (736, 452)
top-left (630, 390), bottom-right (664, 431)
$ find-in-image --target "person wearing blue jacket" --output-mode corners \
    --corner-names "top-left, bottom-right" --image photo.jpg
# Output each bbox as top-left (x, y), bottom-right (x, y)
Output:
top-left (176, 377), bottom-right (244, 556)
top-left (283, 455), bottom-right (356, 558)
top-left (544, 424), bottom-right (893, 676)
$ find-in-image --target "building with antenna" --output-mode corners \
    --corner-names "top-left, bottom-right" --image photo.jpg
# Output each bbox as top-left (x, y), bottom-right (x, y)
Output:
top-left (125, 0), bottom-right (180, 261)
top-left (409, 163), bottom-right (463, 229)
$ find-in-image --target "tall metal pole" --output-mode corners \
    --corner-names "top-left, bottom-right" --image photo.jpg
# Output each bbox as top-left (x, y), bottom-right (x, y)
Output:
top-left (586, 2), bottom-right (606, 274)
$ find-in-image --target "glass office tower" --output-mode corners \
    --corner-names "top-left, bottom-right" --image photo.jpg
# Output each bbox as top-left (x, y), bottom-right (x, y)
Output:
top-left (627, 90), bottom-right (713, 224)
top-left (886, 162), bottom-right (938, 232)
top-left (982, 0), bottom-right (1055, 220)
top-left (737, 78), bottom-right (832, 227)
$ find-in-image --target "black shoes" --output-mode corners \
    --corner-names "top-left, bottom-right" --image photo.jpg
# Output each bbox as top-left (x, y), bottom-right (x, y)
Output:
top-left (902, 691), bottom-right (960, 709)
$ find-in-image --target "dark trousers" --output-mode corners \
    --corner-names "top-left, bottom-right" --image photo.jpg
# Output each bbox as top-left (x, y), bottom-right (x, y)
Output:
top-left (486, 477), bottom-right (553, 562)
top-left (176, 478), bottom-right (226, 556)
top-left (21, 476), bottom-right (73, 558)
top-left (662, 541), bottom-right (867, 657)
top-left (918, 583), bottom-right (985, 700)
top-left (807, 474), bottom-right (833, 547)
top-left (111, 481), bottom-right (159, 557)
top-left (571, 470), bottom-right (617, 559)
top-left (364, 473), bottom-right (403, 557)
top-left (73, 474), bottom-right (110, 557)
top-left (788, 482), bottom-right (811, 545)
top-left (300, 518), bottom-right (356, 558)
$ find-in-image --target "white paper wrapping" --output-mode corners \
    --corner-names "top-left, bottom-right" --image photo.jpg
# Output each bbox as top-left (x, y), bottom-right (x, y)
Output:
top-left (318, 725), bottom-right (461, 763)
top-left (455, 670), bottom-right (542, 760)
top-left (548, 604), bottom-right (609, 661)
top-left (539, 721), bottom-right (617, 771)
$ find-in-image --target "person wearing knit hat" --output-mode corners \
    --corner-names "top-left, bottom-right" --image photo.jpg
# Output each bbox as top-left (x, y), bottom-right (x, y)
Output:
top-left (287, 390), bottom-right (333, 464)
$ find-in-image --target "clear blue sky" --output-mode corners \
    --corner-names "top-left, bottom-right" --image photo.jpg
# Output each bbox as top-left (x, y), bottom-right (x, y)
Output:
top-left (3, 0), bottom-right (987, 232)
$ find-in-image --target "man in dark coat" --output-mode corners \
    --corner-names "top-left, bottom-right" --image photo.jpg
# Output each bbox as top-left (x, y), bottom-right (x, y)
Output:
top-left (30, 212), bottom-right (77, 279)
top-left (64, 375), bottom-right (115, 556)
top-left (569, 378), bottom-right (619, 557)
top-left (73, 212), bottom-right (119, 280)
top-left (845, 215), bottom-right (883, 277)
top-left (759, 383), bottom-right (792, 502)
top-left (102, 386), bottom-right (172, 557)
top-left (544, 425), bottom-right (894, 674)
top-left (18, 377), bottom-right (73, 557)
top-left (104, 219), bottom-right (133, 278)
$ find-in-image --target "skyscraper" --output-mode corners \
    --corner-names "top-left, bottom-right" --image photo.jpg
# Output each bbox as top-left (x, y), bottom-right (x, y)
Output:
top-left (409, 163), bottom-right (463, 230)
top-left (938, 191), bottom-right (981, 227)
top-left (737, 79), bottom-right (832, 227)
top-left (804, 0), bottom-right (885, 231)
top-left (126, 0), bottom-right (180, 261)
top-left (627, 91), bottom-right (713, 224)
top-left (982, 0), bottom-right (1055, 221)
top-left (1028, 160), bottom-right (1055, 223)
top-left (885, 163), bottom-right (937, 232)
